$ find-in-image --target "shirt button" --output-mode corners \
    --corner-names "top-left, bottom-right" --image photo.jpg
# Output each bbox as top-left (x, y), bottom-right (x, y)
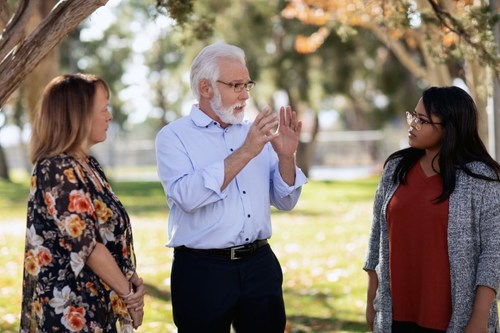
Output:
top-left (247, 214), bottom-right (251, 218)
top-left (230, 148), bottom-right (234, 151)
top-left (242, 191), bottom-right (246, 194)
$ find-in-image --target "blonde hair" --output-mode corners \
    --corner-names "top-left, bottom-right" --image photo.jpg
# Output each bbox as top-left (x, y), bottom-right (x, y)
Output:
top-left (30, 73), bottom-right (109, 163)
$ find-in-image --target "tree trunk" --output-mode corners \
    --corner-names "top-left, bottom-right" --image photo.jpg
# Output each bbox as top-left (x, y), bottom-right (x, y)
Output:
top-left (22, 0), bottom-right (60, 123)
top-left (0, 0), bottom-right (109, 108)
top-left (491, 0), bottom-right (500, 160)
top-left (296, 111), bottom-right (319, 178)
top-left (464, 63), bottom-right (490, 148)
top-left (0, 143), bottom-right (10, 181)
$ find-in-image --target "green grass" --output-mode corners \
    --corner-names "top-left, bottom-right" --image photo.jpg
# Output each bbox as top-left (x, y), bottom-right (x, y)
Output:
top-left (0, 174), bottom-right (379, 333)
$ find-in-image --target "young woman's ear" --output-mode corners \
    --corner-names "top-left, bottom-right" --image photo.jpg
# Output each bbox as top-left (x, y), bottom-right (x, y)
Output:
top-left (199, 79), bottom-right (213, 99)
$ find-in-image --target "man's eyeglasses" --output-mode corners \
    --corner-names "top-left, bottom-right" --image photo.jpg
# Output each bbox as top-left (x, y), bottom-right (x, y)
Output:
top-left (405, 111), bottom-right (442, 131)
top-left (216, 80), bottom-right (256, 93)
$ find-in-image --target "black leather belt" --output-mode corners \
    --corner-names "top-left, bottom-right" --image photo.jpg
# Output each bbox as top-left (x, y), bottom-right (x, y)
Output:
top-left (175, 239), bottom-right (269, 260)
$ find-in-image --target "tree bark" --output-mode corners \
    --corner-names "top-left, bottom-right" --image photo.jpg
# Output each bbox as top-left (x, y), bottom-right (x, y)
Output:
top-left (0, 0), bottom-right (37, 61)
top-left (296, 113), bottom-right (319, 177)
top-left (491, 0), bottom-right (500, 159)
top-left (22, 0), bottom-right (60, 124)
top-left (0, 143), bottom-right (10, 181)
top-left (0, 0), bottom-right (109, 108)
top-left (464, 62), bottom-right (490, 147)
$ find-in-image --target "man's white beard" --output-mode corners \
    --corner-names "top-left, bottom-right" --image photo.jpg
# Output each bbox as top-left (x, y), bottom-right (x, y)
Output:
top-left (210, 88), bottom-right (244, 124)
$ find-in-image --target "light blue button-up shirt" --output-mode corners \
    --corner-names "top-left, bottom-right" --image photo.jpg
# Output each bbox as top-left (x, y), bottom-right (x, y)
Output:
top-left (155, 105), bottom-right (307, 249)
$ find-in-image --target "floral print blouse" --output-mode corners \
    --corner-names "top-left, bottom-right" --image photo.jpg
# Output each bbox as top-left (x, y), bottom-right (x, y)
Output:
top-left (20, 154), bottom-right (137, 333)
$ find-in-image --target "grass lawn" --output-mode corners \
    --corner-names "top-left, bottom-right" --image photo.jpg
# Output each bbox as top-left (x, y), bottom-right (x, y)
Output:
top-left (0, 174), bottom-right (378, 333)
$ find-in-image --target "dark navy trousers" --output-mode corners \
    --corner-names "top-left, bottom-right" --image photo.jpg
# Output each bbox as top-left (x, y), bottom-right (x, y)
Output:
top-left (171, 244), bottom-right (286, 333)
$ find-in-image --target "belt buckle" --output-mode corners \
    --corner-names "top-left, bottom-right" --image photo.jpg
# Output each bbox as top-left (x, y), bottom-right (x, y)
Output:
top-left (230, 245), bottom-right (246, 260)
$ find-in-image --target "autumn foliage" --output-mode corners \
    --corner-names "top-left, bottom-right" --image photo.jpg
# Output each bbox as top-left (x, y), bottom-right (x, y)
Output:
top-left (281, 0), bottom-right (500, 75)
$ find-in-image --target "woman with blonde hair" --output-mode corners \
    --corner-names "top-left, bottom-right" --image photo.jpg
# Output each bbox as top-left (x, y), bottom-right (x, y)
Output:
top-left (20, 73), bottom-right (144, 332)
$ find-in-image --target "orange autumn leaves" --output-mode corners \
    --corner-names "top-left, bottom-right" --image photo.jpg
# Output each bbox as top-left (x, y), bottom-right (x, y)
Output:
top-left (282, 0), bottom-right (474, 54)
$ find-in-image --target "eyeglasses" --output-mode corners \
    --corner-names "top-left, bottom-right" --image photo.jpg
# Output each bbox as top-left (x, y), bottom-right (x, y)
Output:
top-left (216, 80), bottom-right (256, 93)
top-left (405, 111), bottom-right (442, 131)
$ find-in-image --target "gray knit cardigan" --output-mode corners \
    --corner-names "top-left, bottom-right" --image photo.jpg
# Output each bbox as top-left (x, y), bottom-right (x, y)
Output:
top-left (364, 158), bottom-right (500, 333)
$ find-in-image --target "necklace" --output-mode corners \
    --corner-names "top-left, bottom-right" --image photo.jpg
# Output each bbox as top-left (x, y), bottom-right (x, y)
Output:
top-left (77, 156), bottom-right (106, 192)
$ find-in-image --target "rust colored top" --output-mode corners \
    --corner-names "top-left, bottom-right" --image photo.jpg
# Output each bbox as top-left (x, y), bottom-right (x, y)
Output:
top-left (387, 162), bottom-right (451, 330)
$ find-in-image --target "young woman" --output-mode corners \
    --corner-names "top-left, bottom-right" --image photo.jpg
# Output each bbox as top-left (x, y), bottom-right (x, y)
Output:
top-left (364, 86), bottom-right (500, 333)
top-left (20, 73), bottom-right (145, 332)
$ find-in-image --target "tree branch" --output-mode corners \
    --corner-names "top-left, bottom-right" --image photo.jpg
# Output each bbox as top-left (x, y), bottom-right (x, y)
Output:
top-left (0, 0), bottom-right (109, 107)
top-left (0, 0), bottom-right (37, 61)
top-left (426, 0), bottom-right (500, 76)
top-left (0, 0), bottom-right (8, 25)
top-left (364, 22), bottom-right (429, 81)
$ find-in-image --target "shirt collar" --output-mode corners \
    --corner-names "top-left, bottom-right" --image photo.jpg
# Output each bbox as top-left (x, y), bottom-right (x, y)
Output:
top-left (189, 104), bottom-right (242, 129)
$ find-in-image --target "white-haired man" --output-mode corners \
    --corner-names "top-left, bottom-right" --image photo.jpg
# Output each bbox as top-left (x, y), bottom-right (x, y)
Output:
top-left (155, 42), bottom-right (307, 333)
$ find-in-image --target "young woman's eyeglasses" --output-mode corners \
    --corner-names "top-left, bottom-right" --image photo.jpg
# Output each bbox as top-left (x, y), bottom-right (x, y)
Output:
top-left (405, 111), bottom-right (442, 131)
top-left (217, 80), bottom-right (256, 93)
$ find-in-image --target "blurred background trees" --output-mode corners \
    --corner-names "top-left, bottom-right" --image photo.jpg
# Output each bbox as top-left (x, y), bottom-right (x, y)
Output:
top-left (1, 0), bottom-right (499, 180)
top-left (281, 0), bottom-right (500, 147)
top-left (0, 0), bottom-right (111, 180)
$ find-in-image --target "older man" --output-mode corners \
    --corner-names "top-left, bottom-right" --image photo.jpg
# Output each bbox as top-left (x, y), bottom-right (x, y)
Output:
top-left (155, 42), bottom-right (307, 333)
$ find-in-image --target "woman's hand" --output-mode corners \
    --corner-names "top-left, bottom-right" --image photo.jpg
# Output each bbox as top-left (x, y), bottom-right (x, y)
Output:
top-left (366, 301), bottom-right (376, 331)
top-left (123, 274), bottom-right (145, 311)
top-left (464, 285), bottom-right (495, 333)
top-left (465, 319), bottom-right (487, 333)
top-left (124, 274), bottom-right (145, 329)
top-left (366, 270), bottom-right (378, 332)
top-left (128, 307), bottom-right (144, 329)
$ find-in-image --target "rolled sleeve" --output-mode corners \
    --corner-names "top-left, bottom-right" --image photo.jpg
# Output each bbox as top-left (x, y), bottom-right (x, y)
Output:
top-left (157, 124), bottom-right (229, 212)
top-left (270, 166), bottom-right (307, 211)
top-left (364, 187), bottom-right (385, 271)
top-left (202, 160), bottom-right (228, 199)
top-left (272, 166), bottom-right (307, 197)
top-left (475, 181), bottom-right (500, 293)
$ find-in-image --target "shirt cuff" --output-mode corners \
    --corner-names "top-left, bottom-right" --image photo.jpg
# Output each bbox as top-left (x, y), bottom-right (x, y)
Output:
top-left (273, 166), bottom-right (307, 196)
top-left (202, 160), bottom-right (228, 199)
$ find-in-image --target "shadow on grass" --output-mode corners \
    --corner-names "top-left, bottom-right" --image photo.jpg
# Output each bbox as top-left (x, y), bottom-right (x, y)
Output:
top-left (144, 282), bottom-right (171, 302)
top-left (287, 315), bottom-right (368, 332)
top-left (109, 181), bottom-right (170, 217)
top-left (0, 322), bottom-right (17, 333)
top-left (0, 180), bottom-right (29, 209)
top-left (142, 282), bottom-right (369, 332)
top-left (0, 178), bottom-right (380, 219)
top-left (283, 287), bottom-right (369, 332)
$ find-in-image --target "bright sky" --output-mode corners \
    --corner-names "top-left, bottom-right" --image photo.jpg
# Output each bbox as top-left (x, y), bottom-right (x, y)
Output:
top-left (0, 0), bottom-right (126, 147)
top-left (83, 0), bottom-right (173, 124)
top-left (0, 0), bottom-right (290, 147)
top-left (84, 0), bottom-right (121, 36)
top-left (0, 0), bottom-right (171, 147)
